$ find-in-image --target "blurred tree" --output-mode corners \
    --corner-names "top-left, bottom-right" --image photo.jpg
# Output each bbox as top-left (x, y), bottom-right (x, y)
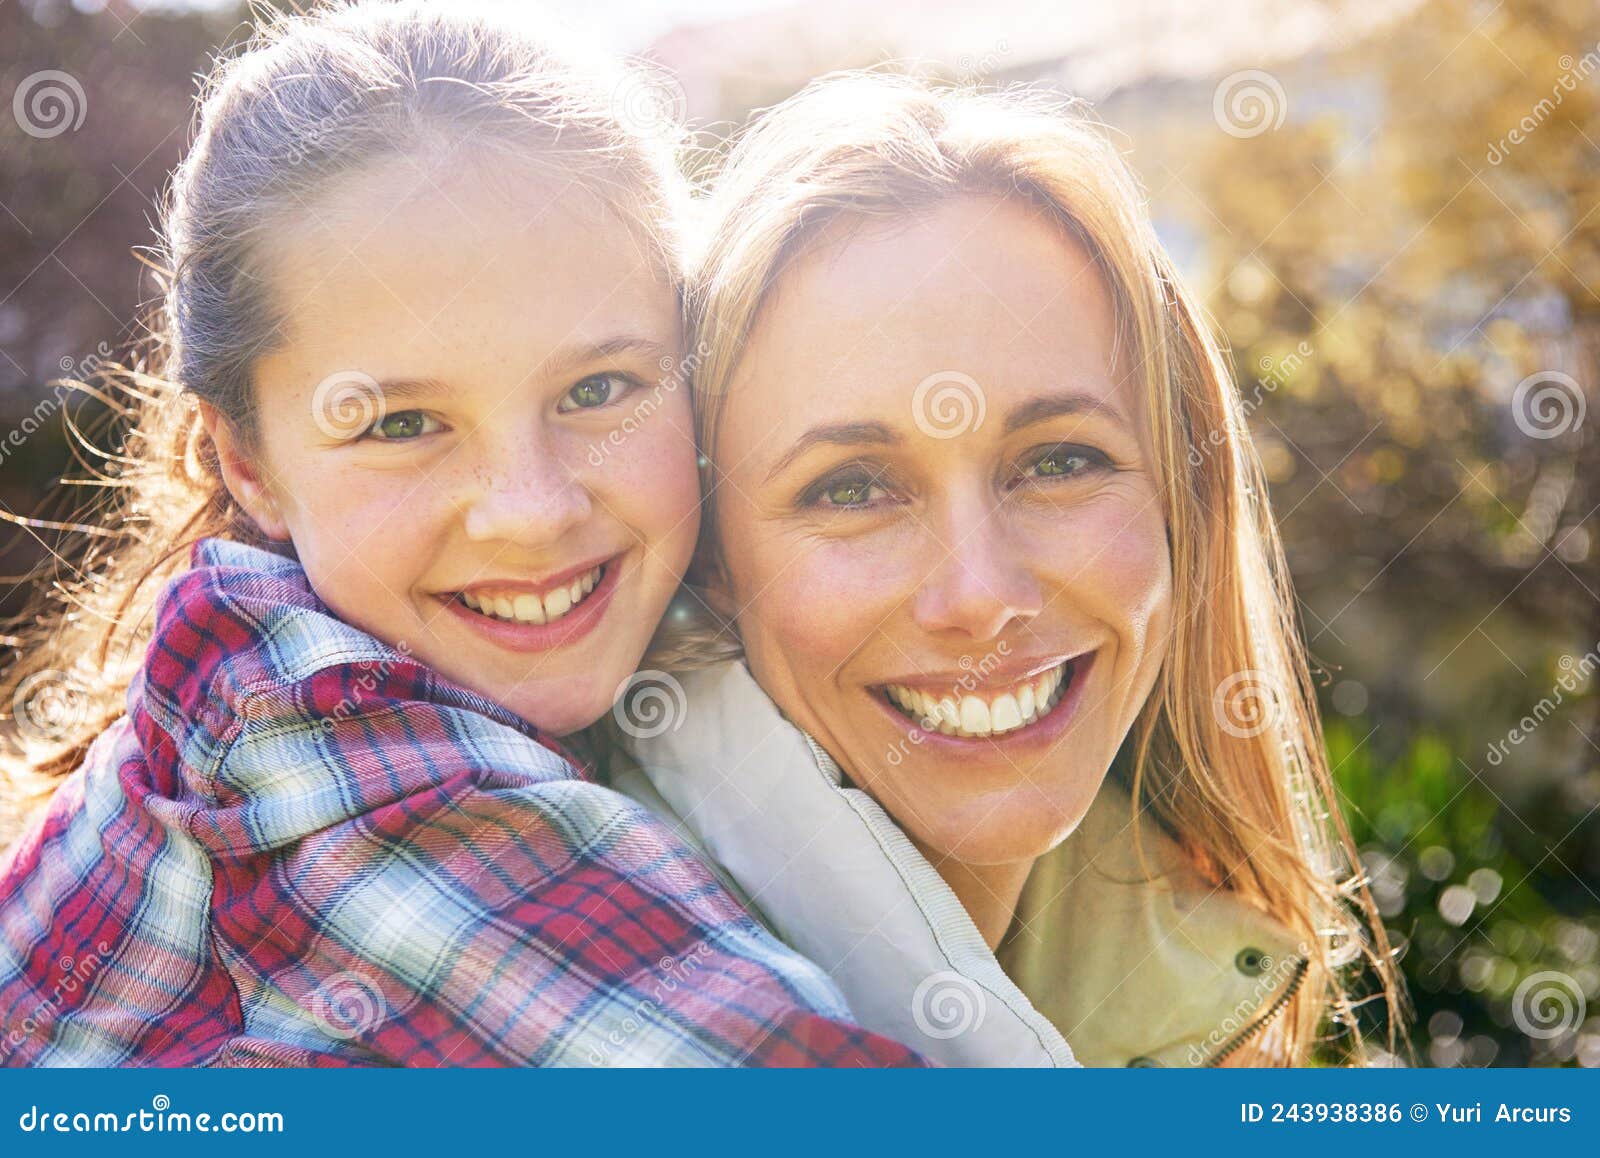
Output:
top-left (1185, 0), bottom-right (1599, 799)
top-left (1180, 0), bottom-right (1600, 1065)
top-left (0, 0), bottom-right (249, 612)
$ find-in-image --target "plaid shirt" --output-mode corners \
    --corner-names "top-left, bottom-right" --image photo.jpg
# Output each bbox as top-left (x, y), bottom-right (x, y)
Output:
top-left (0, 538), bottom-right (922, 1068)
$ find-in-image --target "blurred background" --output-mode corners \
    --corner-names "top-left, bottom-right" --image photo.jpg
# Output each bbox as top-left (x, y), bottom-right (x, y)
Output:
top-left (1, 0), bottom-right (1596, 1066)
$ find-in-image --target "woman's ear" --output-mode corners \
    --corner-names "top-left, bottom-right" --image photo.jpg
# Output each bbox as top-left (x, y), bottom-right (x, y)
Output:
top-left (196, 400), bottom-right (291, 542)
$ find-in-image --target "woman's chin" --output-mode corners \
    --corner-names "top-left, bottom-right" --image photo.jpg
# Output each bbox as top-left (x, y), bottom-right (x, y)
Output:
top-left (894, 783), bottom-right (1103, 870)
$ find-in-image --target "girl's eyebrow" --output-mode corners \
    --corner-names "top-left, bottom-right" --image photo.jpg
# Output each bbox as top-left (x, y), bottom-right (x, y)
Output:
top-left (371, 337), bottom-right (676, 403)
top-left (374, 376), bottom-right (451, 403)
top-left (538, 334), bottom-right (676, 380)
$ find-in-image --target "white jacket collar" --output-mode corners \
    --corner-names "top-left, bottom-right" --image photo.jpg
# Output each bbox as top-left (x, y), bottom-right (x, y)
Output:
top-left (613, 661), bottom-right (1304, 1067)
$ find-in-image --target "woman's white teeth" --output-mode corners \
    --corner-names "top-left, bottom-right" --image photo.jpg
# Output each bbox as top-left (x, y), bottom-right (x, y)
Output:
top-left (884, 662), bottom-right (1071, 738)
top-left (460, 566), bottom-right (602, 625)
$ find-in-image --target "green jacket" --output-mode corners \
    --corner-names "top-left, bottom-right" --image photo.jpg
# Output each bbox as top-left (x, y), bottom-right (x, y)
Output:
top-left (607, 661), bottom-right (1306, 1067)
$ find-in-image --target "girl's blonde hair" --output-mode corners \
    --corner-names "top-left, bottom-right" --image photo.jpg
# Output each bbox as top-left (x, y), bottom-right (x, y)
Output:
top-left (0, 0), bottom-right (691, 838)
top-left (676, 72), bottom-right (1410, 1065)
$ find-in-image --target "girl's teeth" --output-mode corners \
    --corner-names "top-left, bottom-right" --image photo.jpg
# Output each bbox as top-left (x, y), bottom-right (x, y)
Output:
top-left (545, 586), bottom-right (571, 618)
top-left (990, 693), bottom-right (1022, 732)
top-left (460, 565), bottom-right (603, 625)
top-left (884, 661), bottom-right (1073, 739)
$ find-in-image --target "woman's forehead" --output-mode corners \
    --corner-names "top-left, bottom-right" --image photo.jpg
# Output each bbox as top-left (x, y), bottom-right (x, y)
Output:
top-left (719, 194), bottom-right (1141, 460)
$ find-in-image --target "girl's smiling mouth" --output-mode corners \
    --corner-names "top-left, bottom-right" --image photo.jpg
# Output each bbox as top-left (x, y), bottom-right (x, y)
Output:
top-left (872, 651), bottom-right (1097, 744)
top-left (438, 553), bottom-right (625, 652)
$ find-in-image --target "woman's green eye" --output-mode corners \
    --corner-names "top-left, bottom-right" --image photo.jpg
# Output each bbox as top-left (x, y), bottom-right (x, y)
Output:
top-left (369, 410), bottom-right (437, 441)
top-left (827, 480), bottom-right (873, 506)
top-left (1031, 446), bottom-right (1101, 479)
top-left (1035, 451), bottom-right (1084, 476)
top-left (812, 473), bottom-right (886, 508)
top-left (561, 374), bottom-right (624, 411)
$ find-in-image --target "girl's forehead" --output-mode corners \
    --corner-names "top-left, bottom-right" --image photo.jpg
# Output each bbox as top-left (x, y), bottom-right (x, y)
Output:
top-left (251, 161), bottom-right (680, 409)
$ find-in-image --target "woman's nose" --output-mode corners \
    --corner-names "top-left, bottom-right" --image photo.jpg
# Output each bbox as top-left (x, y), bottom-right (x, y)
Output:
top-left (458, 435), bottom-right (593, 548)
top-left (911, 507), bottom-right (1043, 641)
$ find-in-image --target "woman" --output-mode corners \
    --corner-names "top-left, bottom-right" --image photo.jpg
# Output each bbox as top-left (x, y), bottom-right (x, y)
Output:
top-left (609, 73), bottom-right (1408, 1066)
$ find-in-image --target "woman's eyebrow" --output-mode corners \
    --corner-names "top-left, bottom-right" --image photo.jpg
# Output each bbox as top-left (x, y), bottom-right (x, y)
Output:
top-left (1002, 390), bottom-right (1128, 435)
top-left (763, 421), bottom-right (900, 482)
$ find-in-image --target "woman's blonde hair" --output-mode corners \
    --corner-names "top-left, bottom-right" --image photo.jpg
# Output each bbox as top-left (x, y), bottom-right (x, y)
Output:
top-left (0, 0), bottom-right (691, 839)
top-left (675, 72), bottom-right (1410, 1065)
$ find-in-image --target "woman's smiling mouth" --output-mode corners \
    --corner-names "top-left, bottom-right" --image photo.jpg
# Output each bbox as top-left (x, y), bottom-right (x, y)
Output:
top-left (875, 652), bottom-right (1095, 741)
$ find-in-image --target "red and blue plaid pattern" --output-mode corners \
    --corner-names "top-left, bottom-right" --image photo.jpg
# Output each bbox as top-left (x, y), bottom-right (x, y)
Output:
top-left (0, 538), bottom-right (923, 1068)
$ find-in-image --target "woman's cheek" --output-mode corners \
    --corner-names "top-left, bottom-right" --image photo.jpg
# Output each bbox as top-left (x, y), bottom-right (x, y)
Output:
top-left (1049, 495), bottom-right (1173, 632)
top-left (753, 536), bottom-right (904, 661)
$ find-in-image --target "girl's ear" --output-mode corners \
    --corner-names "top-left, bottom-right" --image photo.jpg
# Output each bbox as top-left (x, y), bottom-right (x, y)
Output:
top-left (196, 400), bottom-right (291, 542)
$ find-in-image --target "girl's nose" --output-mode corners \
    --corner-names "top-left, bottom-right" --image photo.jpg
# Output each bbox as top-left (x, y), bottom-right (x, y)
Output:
top-left (911, 501), bottom-right (1043, 642)
top-left (459, 436), bottom-right (593, 549)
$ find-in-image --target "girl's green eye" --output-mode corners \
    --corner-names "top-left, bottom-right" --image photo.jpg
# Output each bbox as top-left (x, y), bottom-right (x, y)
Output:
top-left (368, 410), bottom-right (439, 441)
top-left (560, 373), bottom-right (627, 412)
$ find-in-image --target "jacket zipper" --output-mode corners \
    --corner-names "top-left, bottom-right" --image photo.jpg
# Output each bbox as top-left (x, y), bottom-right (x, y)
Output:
top-left (1203, 957), bottom-right (1309, 1066)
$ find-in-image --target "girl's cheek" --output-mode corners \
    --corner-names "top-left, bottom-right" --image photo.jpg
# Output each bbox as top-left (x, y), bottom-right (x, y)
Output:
top-left (598, 406), bottom-right (703, 530)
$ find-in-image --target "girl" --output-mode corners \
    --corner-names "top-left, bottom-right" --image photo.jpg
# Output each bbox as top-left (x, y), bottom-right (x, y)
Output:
top-left (612, 73), bottom-right (1410, 1066)
top-left (0, 3), bottom-right (920, 1068)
